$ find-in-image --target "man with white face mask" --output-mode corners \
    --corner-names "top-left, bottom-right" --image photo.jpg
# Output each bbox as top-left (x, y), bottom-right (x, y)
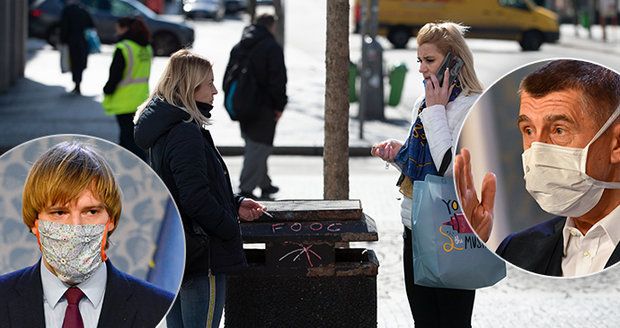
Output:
top-left (0, 142), bottom-right (174, 327)
top-left (455, 60), bottom-right (620, 277)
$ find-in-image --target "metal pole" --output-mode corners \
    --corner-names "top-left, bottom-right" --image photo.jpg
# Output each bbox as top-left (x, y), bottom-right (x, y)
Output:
top-left (359, 0), bottom-right (368, 140)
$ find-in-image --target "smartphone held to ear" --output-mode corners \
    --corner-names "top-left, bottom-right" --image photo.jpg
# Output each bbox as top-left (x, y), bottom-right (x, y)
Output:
top-left (436, 52), bottom-right (464, 87)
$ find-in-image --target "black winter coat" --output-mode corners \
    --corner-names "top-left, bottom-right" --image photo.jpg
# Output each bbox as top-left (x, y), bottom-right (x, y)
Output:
top-left (134, 98), bottom-right (247, 278)
top-left (60, 3), bottom-right (94, 72)
top-left (224, 24), bottom-right (287, 145)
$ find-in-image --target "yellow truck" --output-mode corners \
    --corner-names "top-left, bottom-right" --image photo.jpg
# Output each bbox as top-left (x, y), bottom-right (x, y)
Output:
top-left (354, 0), bottom-right (559, 51)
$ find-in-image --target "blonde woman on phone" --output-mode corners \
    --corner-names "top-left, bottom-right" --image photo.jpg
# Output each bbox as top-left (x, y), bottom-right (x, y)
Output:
top-left (371, 22), bottom-right (483, 328)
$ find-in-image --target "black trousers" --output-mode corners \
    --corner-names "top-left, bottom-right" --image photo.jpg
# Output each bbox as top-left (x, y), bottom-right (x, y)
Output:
top-left (116, 113), bottom-right (146, 161)
top-left (403, 227), bottom-right (475, 328)
top-left (71, 65), bottom-right (83, 85)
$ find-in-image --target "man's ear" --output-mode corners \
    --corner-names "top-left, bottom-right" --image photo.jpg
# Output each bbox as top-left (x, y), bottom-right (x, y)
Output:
top-left (611, 123), bottom-right (620, 164)
top-left (107, 219), bottom-right (115, 232)
top-left (31, 219), bottom-right (40, 235)
top-left (32, 220), bottom-right (42, 251)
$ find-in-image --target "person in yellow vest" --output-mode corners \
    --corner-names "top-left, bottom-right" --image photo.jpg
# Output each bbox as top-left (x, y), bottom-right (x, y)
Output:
top-left (103, 17), bottom-right (152, 160)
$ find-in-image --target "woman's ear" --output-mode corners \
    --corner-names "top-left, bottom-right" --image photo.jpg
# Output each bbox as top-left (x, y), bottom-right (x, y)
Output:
top-left (610, 123), bottom-right (620, 164)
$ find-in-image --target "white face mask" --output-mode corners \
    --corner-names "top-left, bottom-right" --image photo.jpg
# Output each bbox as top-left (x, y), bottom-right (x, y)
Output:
top-left (36, 220), bottom-right (109, 285)
top-left (522, 106), bottom-right (620, 217)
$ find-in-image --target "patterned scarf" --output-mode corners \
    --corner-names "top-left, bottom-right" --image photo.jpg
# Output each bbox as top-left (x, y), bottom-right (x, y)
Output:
top-left (394, 79), bottom-right (462, 181)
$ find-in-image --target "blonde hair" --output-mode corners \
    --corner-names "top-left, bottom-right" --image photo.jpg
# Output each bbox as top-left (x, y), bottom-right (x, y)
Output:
top-left (22, 142), bottom-right (122, 236)
top-left (135, 49), bottom-right (212, 126)
top-left (416, 22), bottom-right (483, 94)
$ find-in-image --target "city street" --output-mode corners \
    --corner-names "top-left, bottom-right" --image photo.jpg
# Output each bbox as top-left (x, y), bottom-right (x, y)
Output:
top-left (4, 2), bottom-right (620, 151)
top-left (2, 1), bottom-right (620, 326)
top-left (224, 155), bottom-right (620, 328)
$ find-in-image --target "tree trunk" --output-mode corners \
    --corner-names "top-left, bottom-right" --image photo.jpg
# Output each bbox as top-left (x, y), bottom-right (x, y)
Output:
top-left (323, 0), bottom-right (349, 200)
top-left (273, 0), bottom-right (285, 47)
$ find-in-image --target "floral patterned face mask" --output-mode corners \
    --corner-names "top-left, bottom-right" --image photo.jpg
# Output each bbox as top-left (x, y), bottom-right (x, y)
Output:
top-left (35, 220), bottom-right (110, 285)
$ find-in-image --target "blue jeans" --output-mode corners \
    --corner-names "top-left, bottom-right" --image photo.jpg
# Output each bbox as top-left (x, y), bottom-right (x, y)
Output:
top-left (167, 274), bottom-right (226, 328)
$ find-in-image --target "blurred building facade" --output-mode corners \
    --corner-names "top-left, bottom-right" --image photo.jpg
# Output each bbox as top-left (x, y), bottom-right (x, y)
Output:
top-left (0, 0), bottom-right (27, 93)
top-left (548, 0), bottom-right (620, 24)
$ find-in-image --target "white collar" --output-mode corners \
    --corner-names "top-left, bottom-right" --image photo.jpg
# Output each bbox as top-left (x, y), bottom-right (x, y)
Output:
top-left (563, 205), bottom-right (620, 255)
top-left (40, 260), bottom-right (107, 309)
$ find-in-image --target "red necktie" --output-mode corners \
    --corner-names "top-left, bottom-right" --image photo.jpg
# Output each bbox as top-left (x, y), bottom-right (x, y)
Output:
top-left (62, 287), bottom-right (85, 328)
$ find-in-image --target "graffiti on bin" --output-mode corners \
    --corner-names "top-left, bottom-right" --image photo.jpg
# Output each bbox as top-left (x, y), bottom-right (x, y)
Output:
top-left (278, 242), bottom-right (323, 267)
top-left (271, 222), bottom-right (342, 234)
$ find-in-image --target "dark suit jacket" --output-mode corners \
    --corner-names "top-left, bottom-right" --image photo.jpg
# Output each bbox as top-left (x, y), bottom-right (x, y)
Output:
top-left (497, 216), bottom-right (620, 276)
top-left (0, 260), bottom-right (174, 328)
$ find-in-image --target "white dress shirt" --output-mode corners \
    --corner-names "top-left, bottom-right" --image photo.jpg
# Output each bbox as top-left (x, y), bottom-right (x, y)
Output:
top-left (561, 205), bottom-right (620, 277)
top-left (40, 261), bottom-right (107, 328)
top-left (400, 93), bottom-right (480, 228)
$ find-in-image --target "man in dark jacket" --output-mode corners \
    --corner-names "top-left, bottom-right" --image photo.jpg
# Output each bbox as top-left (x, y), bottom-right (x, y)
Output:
top-left (60, 0), bottom-right (95, 95)
top-left (224, 14), bottom-right (288, 199)
top-left (0, 142), bottom-right (174, 328)
top-left (455, 60), bottom-right (620, 277)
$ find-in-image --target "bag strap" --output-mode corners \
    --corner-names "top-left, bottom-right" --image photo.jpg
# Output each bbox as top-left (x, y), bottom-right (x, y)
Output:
top-left (437, 148), bottom-right (452, 177)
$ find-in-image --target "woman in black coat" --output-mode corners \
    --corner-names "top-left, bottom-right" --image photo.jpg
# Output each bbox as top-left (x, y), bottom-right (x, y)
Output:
top-left (60, 0), bottom-right (95, 95)
top-left (134, 49), bottom-right (266, 328)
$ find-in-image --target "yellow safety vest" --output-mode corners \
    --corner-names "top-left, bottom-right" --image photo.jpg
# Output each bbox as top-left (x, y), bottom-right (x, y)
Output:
top-left (102, 40), bottom-right (152, 115)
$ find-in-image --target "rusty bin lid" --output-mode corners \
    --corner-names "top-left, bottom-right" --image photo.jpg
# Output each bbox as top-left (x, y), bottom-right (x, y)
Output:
top-left (240, 199), bottom-right (378, 243)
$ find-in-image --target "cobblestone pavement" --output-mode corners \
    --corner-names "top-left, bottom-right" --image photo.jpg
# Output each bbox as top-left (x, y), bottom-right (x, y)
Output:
top-left (223, 156), bottom-right (620, 328)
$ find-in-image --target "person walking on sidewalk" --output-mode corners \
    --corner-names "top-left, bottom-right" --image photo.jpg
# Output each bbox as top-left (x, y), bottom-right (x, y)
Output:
top-left (224, 14), bottom-right (287, 200)
top-left (103, 17), bottom-right (151, 161)
top-left (134, 50), bottom-right (267, 328)
top-left (372, 22), bottom-right (483, 328)
top-left (59, 0), bottom-right (95, 95)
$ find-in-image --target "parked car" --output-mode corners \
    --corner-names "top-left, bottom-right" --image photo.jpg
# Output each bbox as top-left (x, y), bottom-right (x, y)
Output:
top-left (223, 0), bottom-right (273, 15)
top-left (182, 0), bottom-right (225, 20)
top-left (353, 0), bottom-right (559, 51)
top-left (224, 0), bottom-right (246, 14)
top-left (29, 0), bottom-right (195, 56)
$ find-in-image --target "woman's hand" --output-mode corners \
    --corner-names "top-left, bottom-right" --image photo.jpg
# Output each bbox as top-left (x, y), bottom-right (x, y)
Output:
top-left (238, 198), bottom-right (266, 222)
top-left (425, 68), bottom-right (454, 108)
top-left (371, 139), bottom-right (403, 162)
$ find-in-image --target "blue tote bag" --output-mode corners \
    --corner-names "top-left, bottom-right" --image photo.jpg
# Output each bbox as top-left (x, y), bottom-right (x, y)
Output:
top-left (411, 174), bottom-right (506, 289)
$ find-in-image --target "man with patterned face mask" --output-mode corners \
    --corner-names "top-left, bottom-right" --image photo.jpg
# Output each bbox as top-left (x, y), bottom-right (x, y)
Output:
top-left (0, 142), bottom-right (174, 327)
top-left (455, 60), bottom-right (620, 277)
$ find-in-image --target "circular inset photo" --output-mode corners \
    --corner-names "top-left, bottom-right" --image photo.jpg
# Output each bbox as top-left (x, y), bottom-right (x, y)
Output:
top-left (455, 58), bottom-right (620, 278)
top-left (0, 135), bottom-right (184, 327)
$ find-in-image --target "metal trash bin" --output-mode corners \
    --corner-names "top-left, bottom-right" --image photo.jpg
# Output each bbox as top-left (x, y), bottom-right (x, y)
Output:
top-left (225, 200), bottom-right (379, 328)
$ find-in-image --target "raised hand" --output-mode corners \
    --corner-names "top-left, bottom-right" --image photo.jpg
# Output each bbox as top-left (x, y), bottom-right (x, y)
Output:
top-left (454, 148), bottom-right (496, 242)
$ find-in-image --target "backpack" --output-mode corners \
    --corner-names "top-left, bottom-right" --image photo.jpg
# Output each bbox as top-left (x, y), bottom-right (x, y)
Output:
top-left (223, 41), bottom-right (266, 121)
